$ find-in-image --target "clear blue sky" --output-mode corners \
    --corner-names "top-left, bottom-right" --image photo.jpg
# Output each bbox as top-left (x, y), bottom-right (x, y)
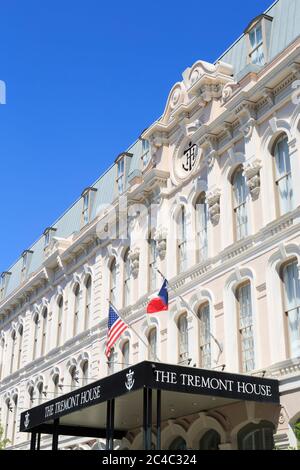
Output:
top-left (0, 0), bottom-right (272, 273)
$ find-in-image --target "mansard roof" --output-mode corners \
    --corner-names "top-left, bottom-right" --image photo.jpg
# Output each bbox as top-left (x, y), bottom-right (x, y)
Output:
top-left (1, 0), bottom-right (299, 306)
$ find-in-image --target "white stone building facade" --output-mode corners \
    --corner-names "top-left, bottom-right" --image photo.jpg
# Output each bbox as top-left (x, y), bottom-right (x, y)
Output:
top-left (1, 0), bottom-right (300, 450)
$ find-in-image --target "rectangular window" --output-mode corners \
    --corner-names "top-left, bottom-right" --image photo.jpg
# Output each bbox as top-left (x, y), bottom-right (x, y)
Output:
top-left (249, 23), bottom-right (265, 65)
top-left (117, 158), bottom-right (125, 195)
top-left (83, 193), bottom-right (90, 225)
top-left (141, 140), bottom-right (150, 168)
top-left (283, 262), bottom-right (300, 358)
top-left (0, 272), bottom-right (11, 300)
top-left (275, 137), bottom-right (293, 215)
top-left (233, 170), bottom-right (249, 241)
top-left (178, 315), bottom-right (189, 365)
top-left (196, 197), bottom-right (208, 262)
top-left (149, 239), bottom-right (157, 292)
top-left (237, 283), bottom-right (255, 372)
top-left (198, 304), bottom-right (211, 369)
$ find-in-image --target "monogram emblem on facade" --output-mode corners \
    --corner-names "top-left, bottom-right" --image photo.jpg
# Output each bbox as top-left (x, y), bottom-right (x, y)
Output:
top-left (24, 412), bottom-right (30, 429)
top-left (182, 142), bottom-right (198, 172)
top-left (125, 369), bottom-right (135, 391)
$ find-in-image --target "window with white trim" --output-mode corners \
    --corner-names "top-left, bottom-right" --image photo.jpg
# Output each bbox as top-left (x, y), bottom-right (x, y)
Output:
top-left (57, 296), bottom-right (64, 347)
top-left (282, 260), bottom-right (300, 358)
top-left (249, 22), bottom-right (264, 65)
top-left (124, 250), bottom-right (131, 308)
top-left (0, 272), bottom-right (11, 300)
top-left (178, 314), bottom-right (189, 365)
top-left (10, 330), bottom-right (17, 375)
top-left (141, 139), bottom-right (150, 168)
top-left (82, 361), bottom-right (89, 386)
top-left (110, 259), bottom-right (117, 305)
top-left (274, 135), bottom-right (293, 216)
top-left (33, 314), bottom-right (39, 361)
top-left (148, 328), bottom-right (157, 361)
top-left (41, 308), bottom-right (48, 357)
top-left (84, 275), bottom-right (92, 330)
top-left (236, 282), bottom-right (255, 372)
top-left (232, 167), bottom-right (249, 241)
top-left (149, 236), bottom-right (157, 292)
top-left (177, 207), bottom-right (187, 273)
top-left (117, 158), bottom-right (125, 195)
top-left (17, 325), bottom-right (23, 370)
top-left (195, 194), bottom-right (208, 262)
top-left (122, 341), bottom-right (130, 369)
top-left (198, 303), bottom-right (211, 369)
top-left (73, 284), bottom-right (80, 337)
top-left (44, 227), bottom-right (57, 248)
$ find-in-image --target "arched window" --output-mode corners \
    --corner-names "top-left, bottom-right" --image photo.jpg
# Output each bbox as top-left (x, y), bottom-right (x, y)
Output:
top-left (57, 296), bottom-right (64, 347)
top-left (195, 194), bottom-right (208, 262)
top-left (169, 437), bottom-right (187, 450)
top-left (198, 303), bottom-right (211, 369)
top-left (122, 341), bottom-right (130, 369)
top-left (17, 325), bottom-right (23, 370)
top-left (110, 259), bottom-right (117, 305)
top-left (53, 374), bottom-right (60, 397)
top-left (124, 250), bottom-right (131, 308)
top-left (73, 284), bottom-right (80, 337)
top-left (70, 367), bottom-right (78, 391)
top-left (82, 361), bottom-right (89, 386)
top-left (4, 400), bottom-right (10, 442)
top-left (11, 395), bottom-right (18, 446)
top-left (232, 167), bottom-right (249, 241)
top-left (177, 206), bottom-right (187, 273)
top-left (273, 135), bottom-right (293, 216)
top-left (41, 308), bottom-right (48, 357)
top-left (148, 328), bottom-right (157, 361)
top-left (148, 236), bottom-right (157, 292)
top-left (0, 338), bottom-right (5, 380)
top-left (85, 275), bottom-right (92, 330)
top-left (178, 314), bottom-right (188, 365)
top-left (108, 348), bottom-right (117, 375)
top-left (10, 330), bottom-right (17, 374)
top-left (199, 430), bottom-right (221, 450)
top-left (37, 382), bottom-right (44, 406)
top-left (33, 314), bottom-right (39, 360)
top-left (236, 282), bottom-right (255, 372)
top-left (238, 422), bottom-right (274, 450)
top-left (28, 387), bottom-right (34, 409)
top-left (282, 260), bottom-right (300, 358)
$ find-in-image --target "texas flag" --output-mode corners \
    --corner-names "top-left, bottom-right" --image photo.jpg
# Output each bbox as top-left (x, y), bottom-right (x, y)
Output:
top-left (147, 279), bottom-right (169, 314)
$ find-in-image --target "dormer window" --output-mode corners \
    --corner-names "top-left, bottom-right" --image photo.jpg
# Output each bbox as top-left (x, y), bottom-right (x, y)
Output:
top-left (81, 187), bottom-right (97, 226)
top-left (21, 250), bottom-right (33, 282)
top-left (249, 23), bottom-right (264, 65)
top-left (44, 227), bottom-right (57, 248)
top-left (0, 272), bottom-right (11, 300)
top-left (115, 152), bottom-right (132, 196)
top-left (117, 158), bottom-right (125, 194)
top-left (245, 14), bottom-right (273, 67)
top-left (141, 139), bottom-right (150, 168)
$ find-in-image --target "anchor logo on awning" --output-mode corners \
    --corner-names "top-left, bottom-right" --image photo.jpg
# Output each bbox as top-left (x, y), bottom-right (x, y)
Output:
top-left (125, 369), bottom-right (135, 391)
top-left (24, 412), bottom-right (30, 429)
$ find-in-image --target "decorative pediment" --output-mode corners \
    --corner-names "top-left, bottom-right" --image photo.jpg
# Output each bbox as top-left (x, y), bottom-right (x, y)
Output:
top-left (143, 59), bottom-right (235, 143)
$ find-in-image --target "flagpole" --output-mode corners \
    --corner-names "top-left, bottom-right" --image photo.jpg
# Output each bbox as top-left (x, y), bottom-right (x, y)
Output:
top-left (155, 268), bottom-right (223, 364)
top-left (108, 300), bottom-right (161, 363)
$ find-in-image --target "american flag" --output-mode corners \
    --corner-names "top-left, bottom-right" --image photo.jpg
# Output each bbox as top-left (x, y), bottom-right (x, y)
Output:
top-left (105, 304), bottom-right (128, 358)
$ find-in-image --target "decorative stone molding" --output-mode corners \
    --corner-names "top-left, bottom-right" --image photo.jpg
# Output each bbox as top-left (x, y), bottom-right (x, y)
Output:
top-left (243, 159), bottom-right (262, 200)
top-left (129, 248), bottom-right (140, 278)
top-left (155, 227), bottom-right (168, 260)
top-left (221, 82), bottom-right (239, 104)
top-left (207, 189), bottom-right (221, 226)
top-left (199, 134), bottom-right (218, 170)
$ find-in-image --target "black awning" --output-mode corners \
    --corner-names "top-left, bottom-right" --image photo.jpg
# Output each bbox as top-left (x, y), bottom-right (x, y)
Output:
top-left (20, 361), bottom-right (280, 434)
